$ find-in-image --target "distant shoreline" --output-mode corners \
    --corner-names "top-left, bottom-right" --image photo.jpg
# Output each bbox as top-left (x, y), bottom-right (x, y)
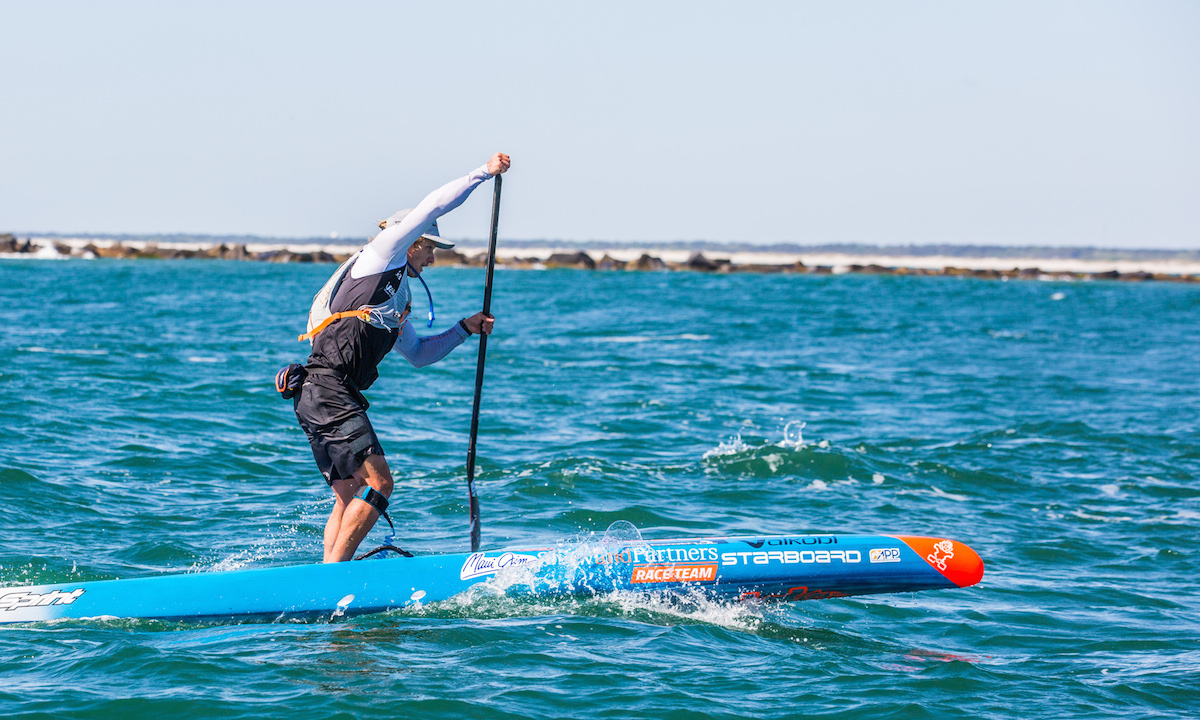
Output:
top-left (13, 231), bottom-right (1200, 261)
top-left (4, 233), bottom-right (1199, 282)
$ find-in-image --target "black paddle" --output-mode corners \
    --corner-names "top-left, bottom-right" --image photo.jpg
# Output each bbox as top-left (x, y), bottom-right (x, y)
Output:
top-left (466, 174), bottom-right (502, 552)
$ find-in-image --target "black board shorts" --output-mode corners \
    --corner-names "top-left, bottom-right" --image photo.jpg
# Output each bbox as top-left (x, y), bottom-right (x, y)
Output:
top-left (293, 373), bottom-right (384, 485)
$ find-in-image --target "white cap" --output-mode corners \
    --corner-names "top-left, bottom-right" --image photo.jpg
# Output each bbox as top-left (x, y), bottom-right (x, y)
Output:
top-left (381, 209), bottom-right (455, 249)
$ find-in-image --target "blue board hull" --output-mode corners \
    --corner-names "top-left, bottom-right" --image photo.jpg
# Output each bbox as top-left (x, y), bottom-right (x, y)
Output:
top-left (0, 534), bottom-right (983, 624)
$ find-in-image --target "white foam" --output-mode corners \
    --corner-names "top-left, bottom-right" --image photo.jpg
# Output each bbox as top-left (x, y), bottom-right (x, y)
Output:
top-left (590, 334), bottom-right (711, 344)
top-left (1136, 510), bottom-right (1200, 525)
top-left (20, 346), bottom-right (108, 356)
top-left (1071, 510), bottom-right (1135, 523)
top-left (592, 335), bottom-right (654, 344)
top-left (607, 587), bottom-right (766, 631)
top-left (702, 434), bottom-right (750, 459)
top-left (428, 534), bottom-right (772, 632)
top-left (929, 486), bottom-right (969, 502)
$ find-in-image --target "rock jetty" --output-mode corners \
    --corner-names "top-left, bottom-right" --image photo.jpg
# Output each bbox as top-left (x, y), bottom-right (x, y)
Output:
top-left (2, 234), bottom-right (1196, 283)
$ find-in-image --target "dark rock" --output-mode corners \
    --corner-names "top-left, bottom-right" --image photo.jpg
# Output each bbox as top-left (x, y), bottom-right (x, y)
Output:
top-left (268, 250), bottom-right (314, 263)
top-left (223, 244), bottom-right (249, 260)
top-left (596, 254), bottom-right (627, 270)
top-left (810, 266), bottom-right (833, 274)
top-left (544, 251), bottom-right (596, 270)
top-left (95, 243), bottom-right (138, 259)
top-left (684, 252), bottom-right (719, 271)
top-left (434, 248), bottom-right (468, 265)
top-left (1118, 272), bottom-right (1153, 282)
top-left (630, 253), bottom-right (667, 271)
top-left (727, 263), bottom-right (791, 274)
top-left (199, 243), bottom-right (249, 260)
top-left (972, 268), bottom-right (1000, 279)
top-left (1017, 267), bottom-right (1041, 277)
top-left (0, 234), bottom-right (18, 253)
top-left (311, 251), bottom-right (336, 263)
top-left (1090, 270), bottom-right (1119, 281)
top-left (855, 264), bottom-right (895, 274)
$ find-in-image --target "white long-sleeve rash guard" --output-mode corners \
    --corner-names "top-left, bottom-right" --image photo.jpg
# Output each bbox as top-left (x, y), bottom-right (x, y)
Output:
top-left (351, 164), bottom-right (493, 278)
top-left (346, 163), bottom-right (494, 370)
top-left (394, 321), bottom-right (468, 368)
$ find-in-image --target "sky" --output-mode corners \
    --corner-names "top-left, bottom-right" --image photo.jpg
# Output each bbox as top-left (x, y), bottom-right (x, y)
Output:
top-left (1, 1), bottom-right (1198, 248)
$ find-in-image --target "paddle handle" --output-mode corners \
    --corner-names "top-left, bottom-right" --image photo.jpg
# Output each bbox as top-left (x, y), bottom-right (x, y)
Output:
top-left (466, 174), bottom-right (502, 552)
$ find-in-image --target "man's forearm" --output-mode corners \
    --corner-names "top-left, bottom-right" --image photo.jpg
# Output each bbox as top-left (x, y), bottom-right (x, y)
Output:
top-left (395, 321), bottom-right (471, 368)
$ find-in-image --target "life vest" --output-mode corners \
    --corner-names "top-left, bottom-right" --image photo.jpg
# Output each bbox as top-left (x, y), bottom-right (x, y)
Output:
top-left (298, 251), bottom-right (411, 343)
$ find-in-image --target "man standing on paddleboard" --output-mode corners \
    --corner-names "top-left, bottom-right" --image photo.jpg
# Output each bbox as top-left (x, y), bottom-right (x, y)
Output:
top-left (292, 152), bottom-right (510, 562)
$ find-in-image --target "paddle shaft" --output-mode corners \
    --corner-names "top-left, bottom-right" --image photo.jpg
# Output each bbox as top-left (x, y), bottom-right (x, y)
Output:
top-left (466, 174), bottom-right (502, 552)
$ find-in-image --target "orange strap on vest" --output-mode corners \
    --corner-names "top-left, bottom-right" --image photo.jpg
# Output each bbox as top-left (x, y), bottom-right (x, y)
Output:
top-left (297, 309), bottom-right (371, 342)
top-left (297, 306), bottom-right (410, 343)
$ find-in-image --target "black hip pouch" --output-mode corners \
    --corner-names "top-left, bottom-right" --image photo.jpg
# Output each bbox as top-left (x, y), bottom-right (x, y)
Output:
top-left (275, 363), bottom-right (308, 400)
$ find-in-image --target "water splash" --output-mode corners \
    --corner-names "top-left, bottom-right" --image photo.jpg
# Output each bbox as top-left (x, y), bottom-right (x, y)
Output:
top-left (782, 421), bottom-right (807, 449)
top-left (601, 520), bottom-right (644, 545)
top-left (331, 594), bottom-right (354, 619)
top-left (477, 523), bottom-right (643, 599)
top-left (704, 421), bottom-right (810, 461)
top-left (408, 522), bottom-right (772, 632)
top-left (702, 434), bottom-right (750, 459)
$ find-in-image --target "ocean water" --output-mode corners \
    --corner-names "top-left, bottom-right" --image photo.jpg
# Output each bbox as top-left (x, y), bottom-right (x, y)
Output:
top-left (1, 258), bottom-right (1198, 719)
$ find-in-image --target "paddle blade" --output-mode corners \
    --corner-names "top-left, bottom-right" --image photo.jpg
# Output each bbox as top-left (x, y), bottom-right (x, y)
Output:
top-left (469, 494), bottom-right (481, 552)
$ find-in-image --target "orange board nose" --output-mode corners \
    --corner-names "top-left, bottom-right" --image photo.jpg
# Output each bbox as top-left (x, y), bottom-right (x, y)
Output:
top-left (894, 536), bottom-right (985, 588)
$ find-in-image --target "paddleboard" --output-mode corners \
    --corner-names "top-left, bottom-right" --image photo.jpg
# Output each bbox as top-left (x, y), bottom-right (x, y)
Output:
top-left (0, 534), bottom-right (983, 624)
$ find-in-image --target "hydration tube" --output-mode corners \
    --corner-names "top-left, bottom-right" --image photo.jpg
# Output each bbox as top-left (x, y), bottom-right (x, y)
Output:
top-left (414, 272), bottom-right (435, 327)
